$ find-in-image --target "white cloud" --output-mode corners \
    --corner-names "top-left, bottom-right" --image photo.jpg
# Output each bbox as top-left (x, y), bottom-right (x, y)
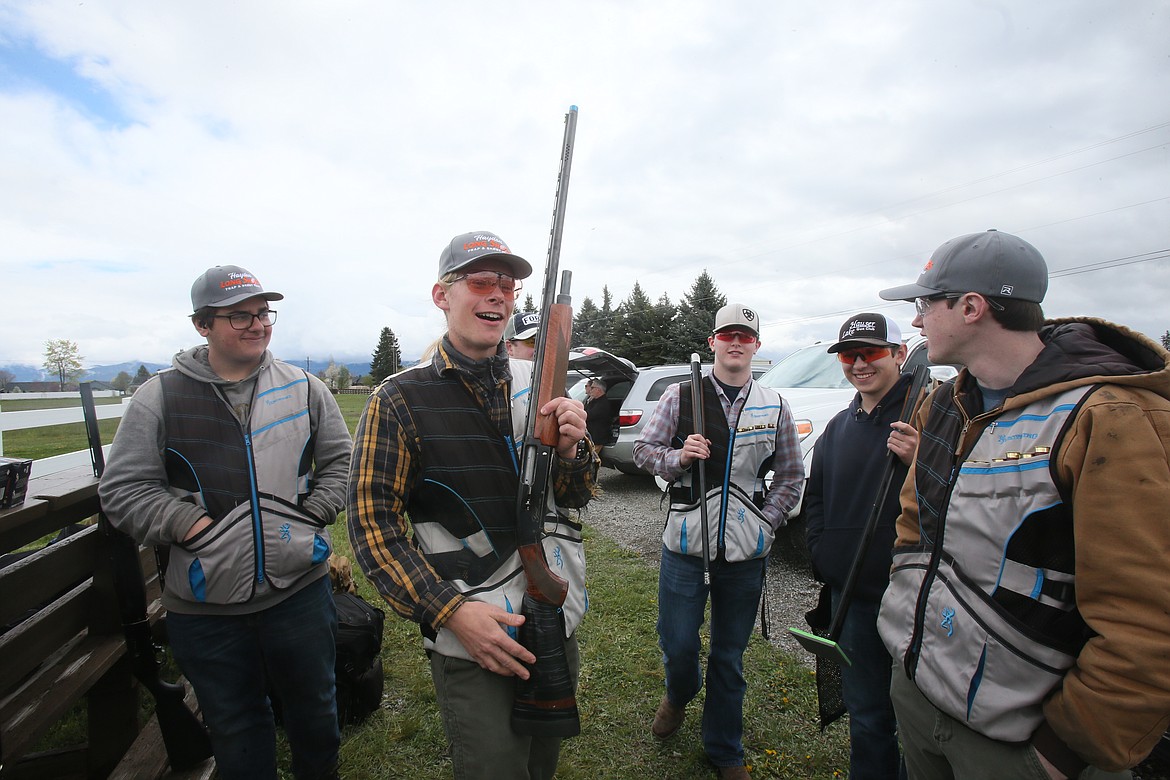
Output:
top-left (1, 0), bottom-right (1167, 369)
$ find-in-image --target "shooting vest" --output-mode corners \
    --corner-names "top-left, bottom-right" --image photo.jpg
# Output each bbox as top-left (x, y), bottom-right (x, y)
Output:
top-left (878, 384), bottom-right (1096, 742)
top-left (390, 358), bottom-right (586, 661)
top-left (664, 377), bottom-right (781, 562)
top-left (159, 364), bottom-right (330, 605)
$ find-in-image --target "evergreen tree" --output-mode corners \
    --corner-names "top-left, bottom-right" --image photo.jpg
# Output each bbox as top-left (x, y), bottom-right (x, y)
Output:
top-left (134, 364), bottom-right (151, 384)
top-left (370, 327), bottom-right (401, 382)
top-left (523, 293), bottom-right (536, 312)
top-left (1162, 330), bottom-right (1170, 351)
top-left (598, 286), bottom-right (616, 348)
top-left (672, 270), bottom-right (726, 362)
top-left (573, 296), bottom-right (602, 348)
top-left (611, 283), bottom-right (660, 366)
top-left (651, 292), bottom-right (680, 363)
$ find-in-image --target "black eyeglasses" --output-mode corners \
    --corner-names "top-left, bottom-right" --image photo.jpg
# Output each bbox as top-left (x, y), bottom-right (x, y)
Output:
top-left (213, 309), bottom-right (277, 330)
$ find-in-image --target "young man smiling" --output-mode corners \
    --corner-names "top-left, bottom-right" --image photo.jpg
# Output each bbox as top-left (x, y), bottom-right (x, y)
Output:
top-left (804, 312), bottom-right (920, 780)
top-left (876, 230), bottom-right (1170, 778)
top-left (347, 231), bottom-right (598, 780)
top-left (100, 265), bottom-right (352, 779)
top-left (633, 304), bottom-right (803, 780)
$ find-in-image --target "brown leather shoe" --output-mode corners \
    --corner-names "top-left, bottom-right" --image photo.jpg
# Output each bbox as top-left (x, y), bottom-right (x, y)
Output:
top-left (718, 766), bottom-right (750, 780)
top-left (650, 695), bottom-right (685, 739)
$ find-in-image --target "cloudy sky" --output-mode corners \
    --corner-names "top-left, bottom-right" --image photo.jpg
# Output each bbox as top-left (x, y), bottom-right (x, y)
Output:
top-left (1, 1), bottom-right (1167, 371)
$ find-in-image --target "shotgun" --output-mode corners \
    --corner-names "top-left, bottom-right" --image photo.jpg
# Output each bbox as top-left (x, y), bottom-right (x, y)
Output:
top-left (688, 353), bottom-right (711, 585)
top-left (80, 383), bottom-right (214, 769)
top-left (511, 105), bottom-right (581, 738)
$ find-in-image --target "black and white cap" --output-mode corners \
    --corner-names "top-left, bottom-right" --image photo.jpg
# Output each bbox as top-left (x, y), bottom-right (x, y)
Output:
top-left (827, 313), bottom-right (902, 353)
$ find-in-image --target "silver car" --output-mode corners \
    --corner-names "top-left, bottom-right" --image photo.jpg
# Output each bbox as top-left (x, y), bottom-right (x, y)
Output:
top-left (567, 349), bottom-right (766, 476)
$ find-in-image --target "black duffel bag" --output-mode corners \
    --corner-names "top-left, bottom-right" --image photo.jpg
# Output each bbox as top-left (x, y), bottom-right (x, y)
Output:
top-left (333, 591), bottom-right (385, 726)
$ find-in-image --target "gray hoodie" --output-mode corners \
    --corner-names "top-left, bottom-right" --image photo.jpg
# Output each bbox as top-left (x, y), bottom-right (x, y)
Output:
top-left (99, 345), bottom-right (352, 615)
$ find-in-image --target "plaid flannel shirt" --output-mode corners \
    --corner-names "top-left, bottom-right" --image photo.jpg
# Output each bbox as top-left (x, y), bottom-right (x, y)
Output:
top-left (347, 340), bottom-right (598, 632)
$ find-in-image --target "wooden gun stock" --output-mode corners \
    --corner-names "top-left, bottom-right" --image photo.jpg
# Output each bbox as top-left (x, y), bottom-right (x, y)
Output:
top-left (532, 296), bottom-right (573, 447)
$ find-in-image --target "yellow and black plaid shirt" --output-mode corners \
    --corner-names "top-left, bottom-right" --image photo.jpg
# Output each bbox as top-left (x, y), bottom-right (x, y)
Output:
top-left (346, 339), bottom-right (598, 632)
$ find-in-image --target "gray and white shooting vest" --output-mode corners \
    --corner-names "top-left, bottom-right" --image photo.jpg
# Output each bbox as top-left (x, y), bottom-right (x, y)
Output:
top-left (878, 385), bottom-right (1095, 741)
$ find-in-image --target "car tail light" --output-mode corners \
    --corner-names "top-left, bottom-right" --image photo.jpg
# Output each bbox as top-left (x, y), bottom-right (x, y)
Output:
top-left (794, 419), bottom-right (813, 439)
top-left (618, 410), bottom-right (642, 427)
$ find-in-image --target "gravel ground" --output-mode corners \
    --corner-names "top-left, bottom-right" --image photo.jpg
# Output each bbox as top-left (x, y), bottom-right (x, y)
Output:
top-left (583, 467), bottom-right (820, 665)
top-left (582, 467), bottom-right (1170, 779)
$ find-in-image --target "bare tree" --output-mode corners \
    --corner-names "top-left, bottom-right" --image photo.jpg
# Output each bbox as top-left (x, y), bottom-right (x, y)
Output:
top-left (43, 339), bottom-right (85, 390)
top-left (0, 367), bottom-right (14, 392)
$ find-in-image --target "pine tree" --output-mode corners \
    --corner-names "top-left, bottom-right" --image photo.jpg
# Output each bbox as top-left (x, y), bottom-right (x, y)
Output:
top-left (611, 283), bottom-right (661, 366)
top-left (573, 296), bottom-right (602, 348)
top-left (651, 292), bottom-right (680, 363)
top-left (672, 270), bottom-right (726, 362)
top-left (370, 327), bottom-right (401, 383)
top-left (133, 364), bottom-right (152, 385)
top-left (1162, 330), bottom-right (1170, 351)
top-left (598, 286), bottom-right (616, 348)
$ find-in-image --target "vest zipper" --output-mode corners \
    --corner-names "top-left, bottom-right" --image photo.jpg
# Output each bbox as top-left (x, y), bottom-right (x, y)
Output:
top-left (243, 431), bottom-right (265, 584)
top-left (718, 425), bottom-right (738, 552)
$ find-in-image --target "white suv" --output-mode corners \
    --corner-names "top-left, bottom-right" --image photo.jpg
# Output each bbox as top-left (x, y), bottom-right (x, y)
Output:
top-left (757, 334), bottom-right (957, 518)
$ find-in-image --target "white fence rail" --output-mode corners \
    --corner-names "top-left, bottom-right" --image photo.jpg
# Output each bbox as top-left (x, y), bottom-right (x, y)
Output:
top-left (0, 391), bottom-right (126, 476)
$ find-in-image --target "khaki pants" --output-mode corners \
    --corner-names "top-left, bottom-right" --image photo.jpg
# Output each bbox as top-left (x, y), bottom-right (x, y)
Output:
top-left (430, 634), bottom-right (580, 780)
top-left (890, 667), bottom-right (1132, 780)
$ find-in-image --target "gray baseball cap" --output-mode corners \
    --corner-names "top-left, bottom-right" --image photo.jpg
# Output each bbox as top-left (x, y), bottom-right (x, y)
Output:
top-left (713, 303), bottom-right (761, 336)
top-left (191, 265), bottom-right (283, 312)
top-left (439, 231), bottom-right (532, 280)
top-left (879, 229), bottom-right (1048, 303)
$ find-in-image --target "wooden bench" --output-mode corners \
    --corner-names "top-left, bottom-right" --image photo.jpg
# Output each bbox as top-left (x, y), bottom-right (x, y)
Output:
top-left (0, 466), bottom-right (215, 779)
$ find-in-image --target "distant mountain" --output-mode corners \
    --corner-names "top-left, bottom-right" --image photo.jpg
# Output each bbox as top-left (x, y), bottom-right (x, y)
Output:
top-left (278, 359), bottom-right (372, 379)
top-left (1, 358), bottom-right (375, 385)
top-left (85, 361), bottom-right (170, 382)
top-left (0, 363), bottom-right (43, 382)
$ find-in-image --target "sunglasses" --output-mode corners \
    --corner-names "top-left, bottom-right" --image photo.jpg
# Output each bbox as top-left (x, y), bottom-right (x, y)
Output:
top-left (712, 330), bottom-right (758, 344)
top-left (836, 346), bottom-right (893, 364)
top-left (453, 271), bottom-right (522, 297)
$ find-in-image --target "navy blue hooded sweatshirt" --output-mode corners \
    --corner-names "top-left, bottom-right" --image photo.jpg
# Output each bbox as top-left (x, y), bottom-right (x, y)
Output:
top-left (804, 372), bottom-right (913, 604)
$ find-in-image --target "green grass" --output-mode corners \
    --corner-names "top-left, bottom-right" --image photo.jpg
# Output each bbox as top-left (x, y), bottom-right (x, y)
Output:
top-left (326, 526), bottom-right (848, 779)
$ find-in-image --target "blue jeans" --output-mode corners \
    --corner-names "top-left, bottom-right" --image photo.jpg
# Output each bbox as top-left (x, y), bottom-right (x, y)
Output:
top-left (657, 547), bottom-right (765, 768)
top-left (832, 591), bottom-right (906, 780)
top-left (167, 575), bottom-right (340, 780)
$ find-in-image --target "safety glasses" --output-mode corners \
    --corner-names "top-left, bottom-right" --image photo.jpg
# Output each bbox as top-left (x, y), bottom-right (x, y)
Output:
top-left (712, 330), bottom-right (758, 345)
top-left (453, 271), bottom-right (522, 297)
top-left (836, 346), bottom-right (893, 364)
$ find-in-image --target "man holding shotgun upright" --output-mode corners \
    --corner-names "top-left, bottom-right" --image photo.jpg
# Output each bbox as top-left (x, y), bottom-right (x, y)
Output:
top-left (633, 304), bottom-right (803, 779)
top-left (347, 231), bottom-right (598, 780)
